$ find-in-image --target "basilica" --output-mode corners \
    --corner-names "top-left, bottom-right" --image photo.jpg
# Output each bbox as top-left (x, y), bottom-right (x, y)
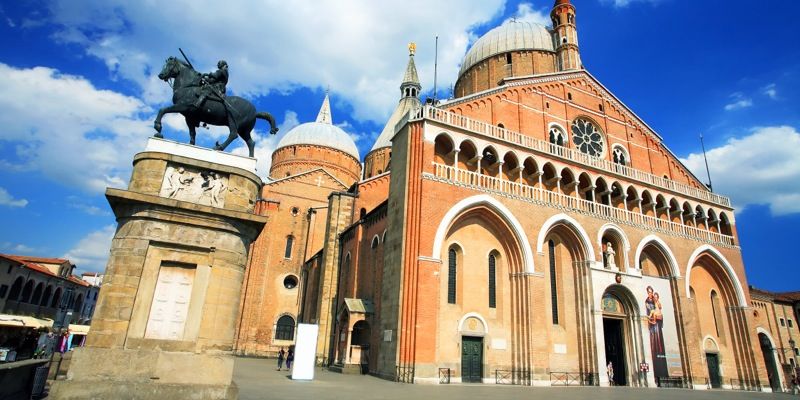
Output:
top-left (233, 0), bottom-right (775, 390)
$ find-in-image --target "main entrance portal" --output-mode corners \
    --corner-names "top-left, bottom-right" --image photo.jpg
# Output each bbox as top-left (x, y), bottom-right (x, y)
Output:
top-left (461, 336), bottom-right (483, 383)
top-left (603, 317), bottom-right (627, 386)
top-left (706, 353), bottom-right (721, 388)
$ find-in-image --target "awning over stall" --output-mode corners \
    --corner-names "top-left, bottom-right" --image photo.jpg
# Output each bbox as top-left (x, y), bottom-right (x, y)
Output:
top-left (68, 324), bottom-right (90, 335)
top-left (0, 314), bottom-right (53, 329)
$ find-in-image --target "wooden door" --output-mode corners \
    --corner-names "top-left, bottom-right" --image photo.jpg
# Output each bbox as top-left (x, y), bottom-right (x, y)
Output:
top-left (706, 353), bottom-right (721, 388)
top-left (145, 264), bottom-right (195, 340)
top-left (461, 336), bottom-right (483, 383)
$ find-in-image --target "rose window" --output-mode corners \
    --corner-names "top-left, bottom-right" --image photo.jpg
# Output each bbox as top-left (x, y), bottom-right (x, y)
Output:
top-left (571, 118), bottom-right (604, 157)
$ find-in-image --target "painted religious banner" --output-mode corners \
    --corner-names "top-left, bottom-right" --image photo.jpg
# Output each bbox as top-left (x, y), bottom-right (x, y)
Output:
top-left (642, 277), bottom-right (682, 379)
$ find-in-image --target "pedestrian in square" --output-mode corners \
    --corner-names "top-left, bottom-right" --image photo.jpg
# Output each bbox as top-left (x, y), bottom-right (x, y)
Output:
top-left (277, 347), bottom-right (285, 371)
top-left (286, 346), bottom-right (295, 370)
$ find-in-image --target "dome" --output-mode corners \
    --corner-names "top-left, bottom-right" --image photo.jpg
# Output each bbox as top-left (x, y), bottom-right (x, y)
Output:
top-left (459, 20), bottom-right (555, 77)
top-left (274, 93), bottom-right (360, 160)
top-left (276, 122), bottom-right (359, 160)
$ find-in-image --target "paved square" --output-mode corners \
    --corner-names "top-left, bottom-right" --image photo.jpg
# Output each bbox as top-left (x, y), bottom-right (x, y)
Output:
top-left (234, 357), bottom-right (794, 400)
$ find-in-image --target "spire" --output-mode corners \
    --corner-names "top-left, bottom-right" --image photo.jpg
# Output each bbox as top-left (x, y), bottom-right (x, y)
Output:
top-left (403, 42), bottom-right (420, 86)
top-left (315, 89), bottom-right (333, 124)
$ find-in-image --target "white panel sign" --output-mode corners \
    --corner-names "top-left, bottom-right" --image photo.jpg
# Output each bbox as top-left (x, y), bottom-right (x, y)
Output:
top-left (554, 344), bottom-right (567, 354)
top-left (491, 339), bottom-right (507, 350)
top-left (383, 330), bottom-right (392, 342)
top-left (291, 323), bottom-right (319, 381)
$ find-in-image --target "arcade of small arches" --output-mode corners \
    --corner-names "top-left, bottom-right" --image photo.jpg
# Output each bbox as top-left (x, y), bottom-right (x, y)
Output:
top-left (432, 131), bottom-right (734, 238)
top-left (4, 276), bottom-right (92, 323)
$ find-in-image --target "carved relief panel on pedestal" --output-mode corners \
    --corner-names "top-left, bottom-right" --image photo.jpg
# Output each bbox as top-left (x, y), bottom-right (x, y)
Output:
top-left (160, 164), bottom-right (229, 207)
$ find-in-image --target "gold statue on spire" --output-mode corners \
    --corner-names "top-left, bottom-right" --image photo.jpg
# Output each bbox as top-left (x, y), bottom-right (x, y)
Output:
top-left (408, 42), bottom-right (416, 56)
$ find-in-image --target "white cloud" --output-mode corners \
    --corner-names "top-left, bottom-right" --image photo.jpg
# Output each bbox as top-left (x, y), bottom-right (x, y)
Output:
top-left (66, 196), bottom-right (111, 216)
top-left (42, 0), bottom-right (504, 123)
top-left (505, 3), bottom-right (550, 26)
top-left (681, 126), bottom-right (800, 215)
top-left (230, 110), bottom-right (299, 180)
top-left (762, 83), bottom-right (778, 100)
top-left (0, 187), bottom-right (28, 207)
top-left (602, 0), bottom-right (662, 7)
top-left (724, 92), bottom-right (753, 111)
top-left (64, 225), bottom-right (115, 273)
top-left (0, 242), bottom-right (36, 254)
top-left (0, 64), bottom-right (152, 194)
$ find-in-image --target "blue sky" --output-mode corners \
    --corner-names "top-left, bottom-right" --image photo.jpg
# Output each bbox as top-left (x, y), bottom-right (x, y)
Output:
top-left (0, 0), bottom-right (798, 291)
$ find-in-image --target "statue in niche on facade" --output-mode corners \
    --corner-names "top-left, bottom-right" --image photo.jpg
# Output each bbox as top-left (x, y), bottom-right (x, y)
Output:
top-left (152, 53), bottom-right (279, 157)
top-left (604, 242), bottom-right (617, 269)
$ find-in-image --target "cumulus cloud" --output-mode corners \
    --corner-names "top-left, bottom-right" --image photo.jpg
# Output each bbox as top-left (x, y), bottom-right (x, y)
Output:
top-left (66, 196), bottom-right (111, 216)
top-left (40, 0), bottom-right (504, 123)
top-left (681, 126), bottom-right (800, 215)
top-left (64, 225), bottom-right (115, 273)
top-left (0, 63), bottom-right (152, 194)
top-left (723, 92), bottom-right (753, 111)
top-left (0, 187), bottom-right (28, 207)
top-left (229, 110), bottom-right (299, 179)
top-left (505, 3), bottom-right (551, 26)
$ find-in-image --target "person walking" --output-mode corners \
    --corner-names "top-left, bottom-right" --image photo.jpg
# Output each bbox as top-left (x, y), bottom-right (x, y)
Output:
top-left (286, 346), bottom-right (295, 370)
top-left (607, 361), bottom-right (614, 386)
top-left (277, 347), bottom-right (285, 371)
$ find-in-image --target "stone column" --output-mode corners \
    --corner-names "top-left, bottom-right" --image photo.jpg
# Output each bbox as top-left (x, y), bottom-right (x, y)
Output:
top-left (51, 138), bottom-right (267, 400)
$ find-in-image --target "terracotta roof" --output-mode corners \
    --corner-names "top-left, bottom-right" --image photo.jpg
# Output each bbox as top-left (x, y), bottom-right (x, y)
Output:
top-left (0, 254), bottom-right (89, 286)
top-left (749, 285), bottom-right (800, 303)
top-left (12, 255), bottom-right (69, 265)
top-left (0, 254), bottom-right (58, 278)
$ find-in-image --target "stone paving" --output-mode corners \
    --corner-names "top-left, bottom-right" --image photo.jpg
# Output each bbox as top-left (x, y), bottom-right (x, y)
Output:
top-left (234, 357), bottom-right (796, 400)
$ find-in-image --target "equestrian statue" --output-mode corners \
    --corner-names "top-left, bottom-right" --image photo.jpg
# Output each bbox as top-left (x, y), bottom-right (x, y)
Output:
top-left (153, 52), bottom-right (278, 157)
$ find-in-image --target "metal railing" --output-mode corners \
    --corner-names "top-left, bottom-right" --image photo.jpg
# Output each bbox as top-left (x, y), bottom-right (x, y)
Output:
top-left (730, 378), bottom-right (762, 391)
top-left (395, 366), bottom-right (415, 384)
top-left (550, 372), bottom-right (598, 386)
top-left (495, 369), bottom-right (531, 385)
top-left (438, 368), bottom-right (450, 384)
top-left (429, 163), bottom-right (736, 247)
top-left (656, 376), bottom-right (690, 388)
top-left (411, 105), bottom-right (732, 208)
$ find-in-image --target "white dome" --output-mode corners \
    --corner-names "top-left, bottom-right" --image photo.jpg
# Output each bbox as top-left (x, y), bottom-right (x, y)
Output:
top-left (459, 20), bottom-right (555, 77)
top-left (276, 122), bottom-right (360, 160)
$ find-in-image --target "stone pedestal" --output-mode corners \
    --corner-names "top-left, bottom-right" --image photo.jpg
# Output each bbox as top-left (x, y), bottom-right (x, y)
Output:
top-left (51, 138), bottom-right (267, 400)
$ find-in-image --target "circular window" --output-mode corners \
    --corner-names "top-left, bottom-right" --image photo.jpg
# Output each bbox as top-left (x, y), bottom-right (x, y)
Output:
top-left (571, 118), bottom-right (604, 157)
top-left (290, 207), bottom-right (299, 216)
top-left (283, 275), bottom-right (298, 289)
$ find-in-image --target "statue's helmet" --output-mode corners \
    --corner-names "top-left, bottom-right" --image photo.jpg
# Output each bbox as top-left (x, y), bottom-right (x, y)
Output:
top-left (218, 60), bottom-right (228, 68)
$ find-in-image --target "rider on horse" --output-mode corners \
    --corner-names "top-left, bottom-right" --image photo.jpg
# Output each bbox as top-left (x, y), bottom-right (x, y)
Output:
top-left (194, 60), bottom-right (228, 109)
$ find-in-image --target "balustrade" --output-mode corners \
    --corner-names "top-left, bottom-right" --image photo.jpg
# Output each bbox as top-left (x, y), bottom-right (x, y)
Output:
top-left (429, 163), bottom-right (735, 247)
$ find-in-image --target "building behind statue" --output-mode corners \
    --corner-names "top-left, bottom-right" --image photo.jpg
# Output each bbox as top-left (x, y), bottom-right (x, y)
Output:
top-left (234, 0), bottom-right (788, 390)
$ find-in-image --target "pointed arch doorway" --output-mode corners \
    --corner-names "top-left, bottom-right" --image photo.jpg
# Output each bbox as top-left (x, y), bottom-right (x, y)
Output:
top-left (600, 287), bottom-right (639, 387)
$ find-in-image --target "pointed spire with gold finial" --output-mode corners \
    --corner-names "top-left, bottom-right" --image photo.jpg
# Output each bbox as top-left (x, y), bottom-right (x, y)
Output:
top-left (401, 42), bottom-right (421, 95)
top-left (315, 87), bottom-right (333, 124)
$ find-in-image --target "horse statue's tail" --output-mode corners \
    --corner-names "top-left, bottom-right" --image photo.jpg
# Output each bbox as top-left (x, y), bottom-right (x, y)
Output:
top-left (256, 112), bottom-right (279, 135)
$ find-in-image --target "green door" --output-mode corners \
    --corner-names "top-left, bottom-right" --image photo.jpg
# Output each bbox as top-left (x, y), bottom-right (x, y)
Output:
top-left (706, 353), bottom-right (721, 388)
top-left (461, 336), bottom-right (483, 383)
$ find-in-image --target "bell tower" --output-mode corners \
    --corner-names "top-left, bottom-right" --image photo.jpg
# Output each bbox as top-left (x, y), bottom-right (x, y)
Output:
top-left (552, 0), bottom-right (581, 71)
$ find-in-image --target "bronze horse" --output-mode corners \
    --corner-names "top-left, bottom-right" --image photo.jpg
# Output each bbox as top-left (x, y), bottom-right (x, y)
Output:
top-left (153, 57), bottom-right (278, 157)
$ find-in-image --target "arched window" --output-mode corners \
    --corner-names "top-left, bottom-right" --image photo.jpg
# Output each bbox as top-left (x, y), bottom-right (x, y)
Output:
top-left (447, 248), bottom-right (457, 304)
top-left (371, 236), bottom-right (379, 250)
top-left (284, 236), bottom-right (294, 259)
top-left (41, 285), bottom-right (53, 307)
top-left (31, 283), bottom-right (44, 305)
top-left (710, 290), bottom-right (723, 338)
top-left (51, 287), bottom-right (62, 308)
top-left (20, 280), bottom-right (34, 303)
top-left (275, 315), bottom-right (296, 341)
top-left (612, 146), bottom-right (628, 166)
top-left (549, 127), bottom-right (566, 147)
top-left (549, 240), bottom-right (559, 324)
top-left (7, 277), bottom-right (23, 301)
top-left (488, 253), bottom-right (497, 308)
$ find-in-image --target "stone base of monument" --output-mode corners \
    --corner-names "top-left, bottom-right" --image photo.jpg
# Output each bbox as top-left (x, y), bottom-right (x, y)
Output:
top-left (50, 138), bottom-right (266, 400)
